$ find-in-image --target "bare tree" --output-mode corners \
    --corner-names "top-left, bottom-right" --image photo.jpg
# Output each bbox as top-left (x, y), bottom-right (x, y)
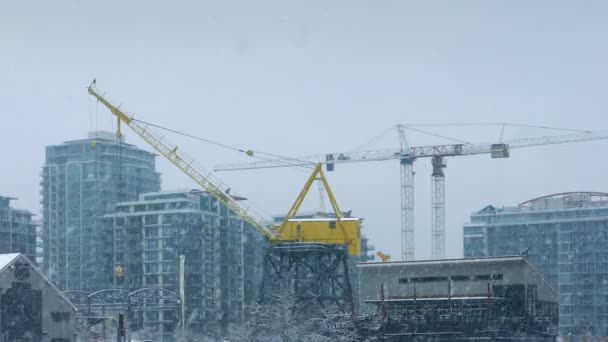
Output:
top-left (222, 287), bottom-right (381, 342)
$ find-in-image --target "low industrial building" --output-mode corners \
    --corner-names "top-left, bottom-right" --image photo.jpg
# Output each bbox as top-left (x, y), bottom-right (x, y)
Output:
top-left (0, 253), bottom-right (77, 341)
top-left (358, 256), bottom-right (558, 341)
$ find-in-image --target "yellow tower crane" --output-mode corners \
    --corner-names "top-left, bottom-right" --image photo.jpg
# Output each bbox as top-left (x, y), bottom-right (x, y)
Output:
top-left (87, 82), bottom-right (361, 256)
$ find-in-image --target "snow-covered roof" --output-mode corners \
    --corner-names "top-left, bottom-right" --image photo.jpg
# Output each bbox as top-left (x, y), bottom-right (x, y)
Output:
top-left (0, 253), bottom-right (78, 311)
top-left (0, 253), bottom-right (20, 272)
top-left (358, 255), bottom-right (525, 268)
top-left (287, 217), bottom-right (361, 222)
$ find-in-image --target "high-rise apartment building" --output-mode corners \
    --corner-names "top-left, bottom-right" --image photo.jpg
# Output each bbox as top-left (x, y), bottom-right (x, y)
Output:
top-left (0, 196), bottom-right (37, 262)
top-left (463, 192), bottom-right (608, 337)
top-left (106, 189), bottom-right (265, 340)
top-left (41, 131), bottom-right (160, 291)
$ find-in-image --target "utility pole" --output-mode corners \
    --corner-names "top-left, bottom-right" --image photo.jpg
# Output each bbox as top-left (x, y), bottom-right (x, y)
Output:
top-left (179, 255), bottom-right (186, 330)
top-left (117, 313), bottom-right (125, 342)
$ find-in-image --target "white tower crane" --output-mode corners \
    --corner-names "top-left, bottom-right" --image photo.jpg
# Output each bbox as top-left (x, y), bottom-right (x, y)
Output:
top-left (397, 125), bottom-right (415, 260)
top-left (214, 128), bottom-right (608, 260)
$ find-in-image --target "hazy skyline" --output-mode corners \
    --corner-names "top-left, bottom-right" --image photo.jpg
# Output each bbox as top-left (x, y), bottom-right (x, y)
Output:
top-left (2, 1), bottom-right (608, 259)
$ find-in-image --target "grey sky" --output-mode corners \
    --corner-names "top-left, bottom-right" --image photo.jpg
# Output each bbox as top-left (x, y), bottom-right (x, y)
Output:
top-left (2, 1), bottom-right (607, 259)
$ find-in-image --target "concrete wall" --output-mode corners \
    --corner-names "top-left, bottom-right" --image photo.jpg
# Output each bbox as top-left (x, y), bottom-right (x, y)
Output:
top-left (358, 257), bottom-right (558, 307)
top-left (0, 256), bottom-right (77, 341)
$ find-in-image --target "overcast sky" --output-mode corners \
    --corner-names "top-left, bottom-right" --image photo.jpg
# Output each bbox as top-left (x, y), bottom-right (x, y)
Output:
top-left (2, 1), bottom-right (607, 260)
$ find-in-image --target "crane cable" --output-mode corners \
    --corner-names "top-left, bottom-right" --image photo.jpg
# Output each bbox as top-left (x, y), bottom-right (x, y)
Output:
top-left (404, 122), bottom-right (590, 133)
top-left (401, 125), bottom-right (471, 144)
top-left (130, 118), bottom-right (315, 171)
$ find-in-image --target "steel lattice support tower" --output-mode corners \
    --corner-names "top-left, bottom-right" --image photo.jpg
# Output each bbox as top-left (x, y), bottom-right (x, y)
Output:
top-left (431, 156), bottom-right (446, 259)
top-left (397, 125), bottom-right (415, 261)
top-left (259, 243), bottom-right (355, 316)
top-left (400, 159), bottom-right (415, 261)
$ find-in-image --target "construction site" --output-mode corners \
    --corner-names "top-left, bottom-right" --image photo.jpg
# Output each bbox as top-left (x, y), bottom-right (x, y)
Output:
top-left (32, 81), bottom-right (598, 341)
top-left (0, 1), bottom-right (606, 340)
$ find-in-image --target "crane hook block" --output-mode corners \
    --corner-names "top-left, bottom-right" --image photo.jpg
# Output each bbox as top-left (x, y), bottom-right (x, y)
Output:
top-left (246, 150), bottom-right (254, 157)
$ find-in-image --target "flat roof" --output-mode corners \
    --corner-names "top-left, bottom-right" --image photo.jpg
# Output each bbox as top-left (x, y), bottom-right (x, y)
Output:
top-left (358, 255), bottom-right (525, 268)
top-left (287, 217), bottom-right (361, 222)
top-left (365, 296), bottom-right (504, 303)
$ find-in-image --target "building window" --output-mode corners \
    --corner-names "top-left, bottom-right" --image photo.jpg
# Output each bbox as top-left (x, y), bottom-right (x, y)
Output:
top-left (145, 227), bottom-right (158, 237)
top-left (163, 263), bottom-right (177, 273)
top-left (145, 239), bottom-right (159, 249)
top-left (145, 263), bottom-right (159, 273)
top-left (51, 311), bottom-right (71, 322)
top-left (163, 226), bottom-right (176, 236)
top-left (163, 310), bottom-right (177, 321)
top-left (144, 251), bottom-right (159, 261)
top-left (149, 203), bottom-right (165, 211)
top-left (146, 275), bottom-right (159, 285)
top-left (146, 311), bottom-right (159, 321)
top-left (472, 275), bottom-right (491, 281)
top-left (145, 215), bottom-right (158, 225)
top-left (163, 250), bottom-right (176, 261)
top-left (410, 276), bottom-right (449, 283)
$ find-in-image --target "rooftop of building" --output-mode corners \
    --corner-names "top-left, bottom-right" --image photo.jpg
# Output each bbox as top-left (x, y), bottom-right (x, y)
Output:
top-left (358, 255), bottom-right (558, 303)
top-left (0, 196), bottom-right (35, 216)
top-left (49, 131), bottom-right (156, 155)
top-left (358, 255), bottom-right (527, 268)
top-left (472, 191), bottom-right (608, 216)
top-left (0, 196), bottom-right (15, 209)
top-left (58, 130), bottom-right (125, 144)
top-left (0, 253), bottom-right (78, 311)
top-left (113, 188), bottom-right (246, 204)
top-left (0, 253), bottom-right (21, 272)
top-left (272, 210), bottom-right (359, 222)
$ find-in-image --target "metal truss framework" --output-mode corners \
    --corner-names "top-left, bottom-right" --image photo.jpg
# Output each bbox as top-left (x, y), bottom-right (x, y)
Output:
top-left (260, 243), bottom-right (355, 316)
top-left (63, 288), bottom-right (180, 339)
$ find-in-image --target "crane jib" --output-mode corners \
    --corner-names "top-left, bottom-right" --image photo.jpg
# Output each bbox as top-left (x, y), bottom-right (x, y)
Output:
top-left (88, 85), bottom-right (275, 240)
top-left (88, 82), bottom-right (363, 256)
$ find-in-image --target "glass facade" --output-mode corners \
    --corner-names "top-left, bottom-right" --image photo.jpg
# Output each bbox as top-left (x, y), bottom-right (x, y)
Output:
top-left (106, 189), bottom-right (266, 340)
top-left (464, 192), bottom-right (608, 337)
top-left (0, 196), bottom-right (37, 263)
top-left (41, 131), bottom-right (161, 291)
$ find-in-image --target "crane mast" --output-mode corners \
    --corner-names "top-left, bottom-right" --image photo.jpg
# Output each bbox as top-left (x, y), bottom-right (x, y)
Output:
top-left (431, 156), bottom-right (446, 259)
top-left (87, 85), bottom-right (275, 239)
top-left (397, 125), bottom-right (415, 261)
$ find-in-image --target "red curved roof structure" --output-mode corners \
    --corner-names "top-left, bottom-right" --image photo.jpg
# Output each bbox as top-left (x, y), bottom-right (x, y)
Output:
top-left (518, 191), bottom-right (608, 207)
